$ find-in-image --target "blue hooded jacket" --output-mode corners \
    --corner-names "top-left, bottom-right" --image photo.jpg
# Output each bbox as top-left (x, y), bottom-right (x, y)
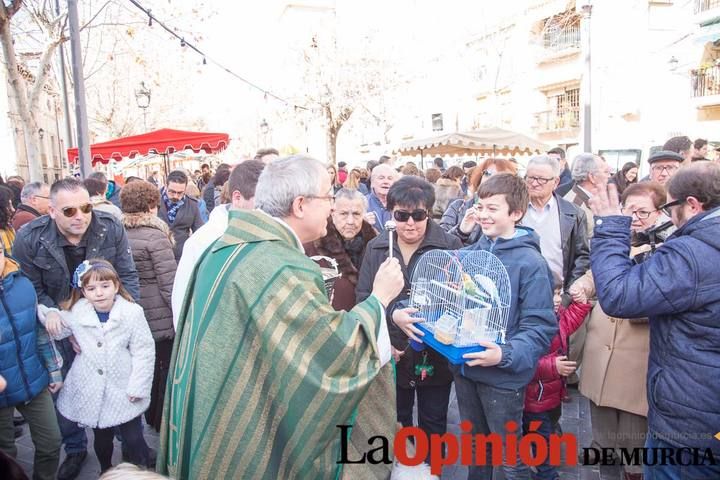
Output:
top-left (452, 227), bottom-right (557, 390)
top-left (591, 208), bottom-right (720, 454)
top-left (0, 263), bottom-right (50, 408)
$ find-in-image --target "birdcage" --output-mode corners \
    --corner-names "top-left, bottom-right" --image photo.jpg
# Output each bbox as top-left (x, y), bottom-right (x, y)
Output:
top-left (408, 249), bottom-right (511, 364)
top-left (310, 256), bottom-right (341, 301)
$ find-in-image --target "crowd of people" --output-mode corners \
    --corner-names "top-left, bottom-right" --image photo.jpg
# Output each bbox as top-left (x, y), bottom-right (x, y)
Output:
top-left (0, 135), bottom-right (718, 480)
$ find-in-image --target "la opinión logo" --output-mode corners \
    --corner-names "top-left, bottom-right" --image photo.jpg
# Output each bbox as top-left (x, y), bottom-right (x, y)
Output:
top-left (336, 422), bottom-right (718, 476)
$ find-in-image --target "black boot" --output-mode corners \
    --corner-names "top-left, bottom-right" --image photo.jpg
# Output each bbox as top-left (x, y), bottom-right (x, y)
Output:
top-left (57, 451), bottom-right (87, 480)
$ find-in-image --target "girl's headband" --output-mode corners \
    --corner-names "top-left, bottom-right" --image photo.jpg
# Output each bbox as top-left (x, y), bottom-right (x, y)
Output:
top-left (72, 260), bottom-right (93, 289)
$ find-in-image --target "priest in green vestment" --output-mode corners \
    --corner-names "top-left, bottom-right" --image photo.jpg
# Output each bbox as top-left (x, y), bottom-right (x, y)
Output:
top-left (158, 156), bottom-right (404, 479)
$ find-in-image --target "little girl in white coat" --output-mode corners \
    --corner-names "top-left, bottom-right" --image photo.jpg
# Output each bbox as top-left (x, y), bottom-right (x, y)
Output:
top-left (39, 259), bottom-right (155, 473)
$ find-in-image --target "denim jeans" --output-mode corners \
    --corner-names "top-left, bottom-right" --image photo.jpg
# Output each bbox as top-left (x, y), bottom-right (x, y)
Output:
top-left (55, 338), bottom-right (87, 455)
top-left (523, 411), bottom-right (558, 480)
top-left (93, 415), bottom-right (149, 473)
top-left (644, 436), bottom-right (720, 480)
top-left (454, 374), bottom-right (529, 480)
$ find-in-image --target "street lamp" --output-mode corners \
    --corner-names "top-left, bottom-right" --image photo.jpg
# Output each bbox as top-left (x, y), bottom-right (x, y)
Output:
top-left (135, 81), bottom-right (151, 131)
top-left (260, 119), bottom-right (269, 135)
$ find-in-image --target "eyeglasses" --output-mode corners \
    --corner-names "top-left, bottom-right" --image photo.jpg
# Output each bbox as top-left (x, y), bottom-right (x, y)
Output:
top-left (620, 207), bottom-right (658, 219)
top-left (658, 198), bottom-right (685, 216)
top-left (651, 164), bottom-right (680, 174)
top-left (306, 194), bottom-right (335, 203)
top-left (393, 209), bottom-right (428, 222)
top-left (482, 170), bottom-right (493, 177)
top-left (525, 175), bottom-right (556, 186)
top-left (34, 195), bottom-right (49, 200)
top-left (61, 203), bottom-right (93, 218)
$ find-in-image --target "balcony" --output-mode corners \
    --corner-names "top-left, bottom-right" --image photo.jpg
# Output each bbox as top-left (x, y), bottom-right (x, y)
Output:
top-left (534, 108), bottom-right (580, 134)
top-left (543, 25), bottom-right (581, 52)
top-left (691, 64), bottom-right (720, 107)
top-left (695, 0), bottom-right (720, 24)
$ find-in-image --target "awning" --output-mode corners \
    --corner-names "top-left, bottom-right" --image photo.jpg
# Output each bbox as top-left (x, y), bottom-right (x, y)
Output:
top-left (395, 128), bottom-right (550, 157)
top-left (68, 128), bottom-right (230, 166)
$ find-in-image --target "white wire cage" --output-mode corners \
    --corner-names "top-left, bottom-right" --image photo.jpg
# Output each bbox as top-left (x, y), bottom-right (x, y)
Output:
top-left (409, 249), bottom-right (511, 351)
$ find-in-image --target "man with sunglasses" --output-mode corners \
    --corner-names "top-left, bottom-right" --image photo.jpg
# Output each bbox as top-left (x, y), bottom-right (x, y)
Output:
top-left (13, 177), bottom-right (139, 480)
top-left (589, 162), bottom-right (720, 480)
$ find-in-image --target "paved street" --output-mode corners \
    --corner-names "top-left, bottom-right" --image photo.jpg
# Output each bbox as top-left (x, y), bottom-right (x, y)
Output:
top-left (17, 387), bottom-right (623, 479)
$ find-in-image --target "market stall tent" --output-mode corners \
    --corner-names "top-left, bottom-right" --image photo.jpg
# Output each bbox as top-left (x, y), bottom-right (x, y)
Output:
top-left (396, 128), bottom-right (549, 159)
top-left (67, 129), bottom-right (230, 172)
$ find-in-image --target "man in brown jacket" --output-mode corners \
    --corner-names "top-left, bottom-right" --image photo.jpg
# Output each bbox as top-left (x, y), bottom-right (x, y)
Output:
top-left (11, 182), bottom-right (49, 231)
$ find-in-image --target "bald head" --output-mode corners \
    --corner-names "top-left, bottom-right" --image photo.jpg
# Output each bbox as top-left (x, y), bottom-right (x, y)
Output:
top-left (371, 164), bottom-right (400, 201)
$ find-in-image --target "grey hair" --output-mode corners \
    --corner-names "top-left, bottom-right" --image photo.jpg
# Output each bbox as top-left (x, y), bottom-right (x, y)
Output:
top-left (334, 188), bottom-right (368, 210)
top-left (571, 153), bottom-right (600, 182)
top-left (20, 181), bottom-right (47, 202)
top-left (254, 155), bottom-right (327, 217)
top-left (527, 155), bottom-right (561, 176)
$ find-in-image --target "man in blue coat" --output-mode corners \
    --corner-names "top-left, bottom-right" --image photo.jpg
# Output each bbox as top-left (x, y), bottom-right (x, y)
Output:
top-left (589, 162), bottom-right (720, 480)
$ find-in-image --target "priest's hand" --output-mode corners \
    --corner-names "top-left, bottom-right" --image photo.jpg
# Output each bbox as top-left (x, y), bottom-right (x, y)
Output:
top-left (372, 257), bottom-right (404, 308)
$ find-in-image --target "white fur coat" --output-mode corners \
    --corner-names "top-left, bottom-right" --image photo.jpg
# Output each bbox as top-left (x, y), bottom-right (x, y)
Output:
top-left (38, 296), bottom-right (155, 428)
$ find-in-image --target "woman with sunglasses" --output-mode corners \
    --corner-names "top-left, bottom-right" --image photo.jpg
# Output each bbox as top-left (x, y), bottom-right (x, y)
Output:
top-left (439, 158), bottom-right (518, 242)
top-left (356, 176), bottom-right (462, 469)
top-left (571, 182), bottom-right (668, 479)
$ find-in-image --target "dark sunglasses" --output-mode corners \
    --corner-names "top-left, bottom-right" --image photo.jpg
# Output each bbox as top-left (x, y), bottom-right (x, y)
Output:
top-left (61, 203), bottom-right (93, 218)
top-left (393, 209), bottom-right (428, 222)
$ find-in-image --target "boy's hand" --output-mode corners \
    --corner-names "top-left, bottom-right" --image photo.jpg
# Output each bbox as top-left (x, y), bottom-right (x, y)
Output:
top-left (47, 381), bottom-right (63, 394)
top-left (555, 356), bottom-right (577, 376)
top-left (392, 308), bottom-right (424, 343)
top-left (463, 340), bottom-right (502, 367)
top-left (459, 206), bottom-right (480, 234)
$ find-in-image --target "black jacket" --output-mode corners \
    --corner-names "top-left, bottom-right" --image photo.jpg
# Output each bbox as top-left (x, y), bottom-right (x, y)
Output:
top-left (356, 220), bottom-right (463, 388)
top-left (157, 195), bottom-right (205, 260)
top-left (12, 211), bottom-right (140, 308)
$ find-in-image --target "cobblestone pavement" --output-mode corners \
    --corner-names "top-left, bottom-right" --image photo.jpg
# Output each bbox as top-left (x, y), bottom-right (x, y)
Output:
top-left (17, 387), bottom-right (624, 479)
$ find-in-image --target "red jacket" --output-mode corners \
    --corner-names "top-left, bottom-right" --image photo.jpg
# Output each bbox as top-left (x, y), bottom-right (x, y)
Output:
top-left (524, 301), bottom-right (591, 413)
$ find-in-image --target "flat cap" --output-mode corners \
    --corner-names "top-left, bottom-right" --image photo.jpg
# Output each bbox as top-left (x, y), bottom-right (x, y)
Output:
top-left (648, 150), bottom-right (684, 164)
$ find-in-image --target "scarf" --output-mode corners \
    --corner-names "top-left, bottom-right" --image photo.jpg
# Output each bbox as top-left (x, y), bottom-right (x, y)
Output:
top-left (162, 189), bottom-right (185, 225)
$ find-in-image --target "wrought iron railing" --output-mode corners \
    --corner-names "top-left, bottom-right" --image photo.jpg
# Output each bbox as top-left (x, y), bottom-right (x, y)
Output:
top-left (542, 25), bottom-right (580, 51)
top-left (695, 0), bottom-right (720, 14)
top-left (691, 65), bottom-right (720, 97)
top-left (534, 108), bottom-right (580, 132)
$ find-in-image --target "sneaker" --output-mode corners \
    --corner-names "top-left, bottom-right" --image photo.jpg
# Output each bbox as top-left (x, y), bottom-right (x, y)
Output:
top-left (57, 451), bottom-right (87, 480)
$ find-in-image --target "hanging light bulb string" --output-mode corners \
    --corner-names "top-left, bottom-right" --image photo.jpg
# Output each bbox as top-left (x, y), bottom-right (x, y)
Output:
top-left (125, 0), bottom-right (308, 110)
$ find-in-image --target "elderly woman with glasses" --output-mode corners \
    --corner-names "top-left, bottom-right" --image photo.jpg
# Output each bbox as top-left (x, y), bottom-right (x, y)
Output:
top-left (438, 158), bottom-right (517, 235)
top-left (570, 181), bottom-right (668, 477)
top-left (356, 176), bottom-right (462, 467)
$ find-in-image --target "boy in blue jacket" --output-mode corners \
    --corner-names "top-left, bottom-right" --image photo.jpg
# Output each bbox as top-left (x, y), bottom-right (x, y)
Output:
top-left (0, 245), bottom-right (63, 480)
top-left (395, 174), bottom-right (557, 479)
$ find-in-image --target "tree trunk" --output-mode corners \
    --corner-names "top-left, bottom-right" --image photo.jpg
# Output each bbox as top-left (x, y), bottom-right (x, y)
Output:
top-left (0, 20), bottom-right (43, 181)
top-left (326, 125), bottom-right (337, 167)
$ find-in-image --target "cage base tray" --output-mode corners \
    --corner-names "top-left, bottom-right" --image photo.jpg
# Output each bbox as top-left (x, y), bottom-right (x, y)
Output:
top-left (416, 323), bottom-right (487, 365)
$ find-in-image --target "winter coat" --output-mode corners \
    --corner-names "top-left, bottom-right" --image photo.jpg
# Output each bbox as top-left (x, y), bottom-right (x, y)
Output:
top-left (563, 185), bottom-right (595, 237)
top-left (365, 192), bottom-right (392, 233)
top-left (438, 198), bottom-right (472, 233)
top-left (122, 213), bottom-right (177, 341)
top-left (12, 210), bottom-right (140, 308)
top-left (0, 261), bottom-right (50, 408)
top-left (202, 183), bottom-right (217, 213)
top-left (555, 167), bottom-right (573, 197)
top-left (432, 179), bottom-right (463, 219)
top-left (356, 220), bottom-right (462, 388)
top-left (454, 227), bottom-right (558, 390)
top-left (39, 297), bottom-right (155, 429)
top-left (90, 195), bottom-right (122, 221)
top-left (304, 219), bottom-right (377, 311)
top-left (10, 204), bottom-right (40, 231)
top-left (157, 195), bottom-right (205, 260)
top-left (525, 301), bottom-right (591, 413)
top-left (591, 208), bottom-right (720, 453)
